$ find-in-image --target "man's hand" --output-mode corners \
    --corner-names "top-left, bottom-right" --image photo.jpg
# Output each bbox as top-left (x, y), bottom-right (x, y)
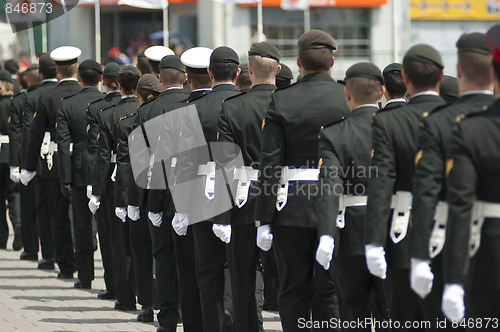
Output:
top-left (86, 185), bottom-right (92, 200)
top-left (442, 284), bottom-right (465, 322)
top-left (148, 211), bottom-right (163, 227)
top-left (171, 213), bottom-right (189, 236)
top-left (212, 224), bottom-right (232, 243)
top-left (127, 205), bottom-right (140, 221)
top-left (115, 207), bottom-right (127, 222)
top-left (88, 195), bottom-right (100, 214)
top-left (10, 167), bottom-right (20, 183)
top-left (20, 169), bottom-right (36, 186)
top-left (410, 258), bottom-right (434, 298)
top-left (316, 235), bottom-right (335, 270)
top-left (365, 244), bottom-right (387, 279)
top-left (256, 225), bottom-right (273, 251)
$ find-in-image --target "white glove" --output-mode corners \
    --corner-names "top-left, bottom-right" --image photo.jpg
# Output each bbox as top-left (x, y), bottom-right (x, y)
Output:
top-left (442, 283), bottom-right (465, 322)
top-left (127, 205), bottom-right (140, 221)
top-left (256, 224), bottom-right (273, 251)
top-left (20, 169), bottom-right (36, 186)
top-left (212, 224), bottom-right (232, 243)
top-left (316, 235), bottom-right (335, 270)
top-left (171, 213), bottom-right (189, 236)
top-left (115, 207), bottom-right (127, 222)
top-left (10, 167), bottom-right (20, 183)
top-left (365, 244), bottom-right (387, 279)
top-left (411, 258), bottom-right (434, 298)
top-left (148, 211), bottom-right (163, 227)
top-left (86, 185), bottom-right (92, 200)
top-left (88, 195), bottom-right (101, 214)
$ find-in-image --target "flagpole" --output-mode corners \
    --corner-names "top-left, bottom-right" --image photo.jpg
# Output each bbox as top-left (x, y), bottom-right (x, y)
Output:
top-left (28, 23), bottom-right (36, 62)
top-left (41, 22), bottom-right (48, 53)
top-left (95, 0), bottom-right (101, 62)
top-left (257, 0), bottom-right (264, 42)
top-left (163, 0), bottom-right (169, 47)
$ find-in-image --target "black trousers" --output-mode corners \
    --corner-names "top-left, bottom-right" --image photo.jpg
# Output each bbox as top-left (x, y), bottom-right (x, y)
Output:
top-left (192, 220), bottom-right (226, 332)
top-left (273, 225), bottom-right (339, 332)
top-left (227, 223), bottom-right (260, 332)
top-left (466, 290), bottom-right (500, 332)
top-left (385, 268), bottom-right (425, 330)
top-left (128, 208), bottom-right (153, 307)
top-left (35, 176), bottom-right (54, 259)
top-left (44, 177), bottom-right (76, 274)
top-left (333, 255), bottom-right (388, 331)
top-left (94, 195), bottom-right (115, 293)
top-left (71, 186), bottom-right (94, 283)
top-left (261, 247), bottom-right (279, 308)
top-left (103, 182), bottom-right (135, 306)
top-left (173, 225), bottom-right (204, 332)
top-left (0, 164), bottom-right (9, 247)
top-left (149, 213), bottom-right (179, 329)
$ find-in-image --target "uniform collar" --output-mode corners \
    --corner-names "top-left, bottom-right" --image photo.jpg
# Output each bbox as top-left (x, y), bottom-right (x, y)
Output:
top-left (59, 78), bottom-right (78, 83)
top-left (121, 94), bottom-right (136, 99)
top-left (250, 83), bottom-right (276, 92)
top-left (461, 90), bottom-right (494, 97)
top-left (41, 78), bottom-right (58, 84)
top-left (411, 91), bottom-right (439, 99)
top-left (386, 98), bottom-right (407, 105)
top-left (212, 83), bottom-right (238, 92)
top-left (299, 72), bottom-right (334, 83)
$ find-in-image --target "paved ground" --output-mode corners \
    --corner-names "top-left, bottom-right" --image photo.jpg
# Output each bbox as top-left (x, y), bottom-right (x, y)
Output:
top-left (0, 233), bottom-right (282, 332)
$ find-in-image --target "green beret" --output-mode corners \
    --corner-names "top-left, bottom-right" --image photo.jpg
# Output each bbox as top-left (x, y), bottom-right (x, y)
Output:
top-left (248, 42), bottom-right (280, 62)
top-left (137, 74), bottom-right (162, 93)
top-left (210, 46), bottom-right (240, 65)
top-left (159, 55), bottom-right (186, 73)
top-left (344, 62), bottom-right (383, 85)
top-left (439, 75), bottom-right (459, 100)
top-left (277, 63), bottom-right (293, 80)
top-left (239, 63), bottom-right (249, 73)
top-left (383, 63), bottom-right (402, 75)
top-left (26, 63), bottom-right (40, 72)
top-left (79, 59), bottom-right (102, 74)
top-left (456, 32), bottom-right (491, 55)
top-left (119, 65), bottom-right (142, 78)
top-left (403, 44), bottom-right (444, 69)
top-left (0, 70), bottom-right (13, 83)
top-left (298, 29), bottom-right (337, 51)
top-left (103, 62), bottom-right (121, 78)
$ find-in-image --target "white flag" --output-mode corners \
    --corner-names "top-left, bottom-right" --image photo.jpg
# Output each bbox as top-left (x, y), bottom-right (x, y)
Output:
top-left (118, 0), bottom-right (168, 9)
top-left (280, 0), bottom-right (309, 11)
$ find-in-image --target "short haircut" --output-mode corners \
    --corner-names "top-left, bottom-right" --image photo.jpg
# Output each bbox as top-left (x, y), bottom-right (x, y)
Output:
top-left (249, 55), bottom-right (279, 81)
top-left (237, 71), bottom-right (252, 90)
top-left (298, 48), bottom-right (332, 72)
top-left (346, 77), bottom-right (381, 105)
top-left (160, 68), bottom-right (185, 86)
top-left (103, 77), bottom-right (120, 90)
top-left (402, 59), bottom-right (442, 90)
top-left (79, 69), bottom-right (101, 86)
top-left (187, 72), bottom-right (212, 90)
top-left (0, 81), bottom-right (14, 96)
top-left (118, 71), bottom-right (140, 95)
top-left (25, 69), bottom-right (42, 87)
top-left (458, 52), bottom-right (492, 87)
top-left (137, 88), bottom-right (160, 102)
top-left (57, 63), bottom-right (78, 78)
top-left (208, 62), bottom-right (239, 82)
top-left (137, 57), bottom-right (152, 75)
top-left (383, 70), bottom-right (406, 99)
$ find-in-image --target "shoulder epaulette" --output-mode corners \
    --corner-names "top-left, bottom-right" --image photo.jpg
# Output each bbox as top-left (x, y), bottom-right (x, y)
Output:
top-left (101, 104), bottom-right (115, 113)
top-left (323, 116), bottom-right (346, 130)
top-left (189, 91), bottom-right (210, 103)
top-left (223, 91), bottom-right (246, 103)
top-left (427, 103), bottom-right (451, 117)
top-left (120, 113), bottom-right (137, 121)
top-left (141, 98), bottom-right (157, 107)
top-left (274, 81), bottom-right (298, 92)
top-left (27, 85), bottom-right (38, 93)
top-left (61, 93), bottom-right (78, 101)
top-left (88, 98), bottom-right (104, 107)
top-left (13, 91), bottom-right (26, 98)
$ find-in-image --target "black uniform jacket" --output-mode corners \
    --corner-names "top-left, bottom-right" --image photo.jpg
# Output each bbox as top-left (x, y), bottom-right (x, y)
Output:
top-left (26, 79), bottom-right (81, 177)
top-left (411, 92), bottom-right (494, 260)
top-left (365, 92), bottom-right (445, 269)
top-left (317, 105), bottom-right (377, 257)
top-left (56, 86), bottom-right (104, 187)
top-left (255, 72), bottom-right (349, 228)
top-left (445, 98), bottom-right (500, 291)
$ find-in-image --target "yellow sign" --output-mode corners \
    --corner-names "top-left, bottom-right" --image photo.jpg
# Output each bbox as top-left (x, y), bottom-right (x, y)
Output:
top-left (411, 0), bottom-right (500, 20)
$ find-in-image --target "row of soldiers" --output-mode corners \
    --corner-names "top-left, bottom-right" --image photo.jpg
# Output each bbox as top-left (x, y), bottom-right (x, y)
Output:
top-left (3, 23), bottom-right (500, 332)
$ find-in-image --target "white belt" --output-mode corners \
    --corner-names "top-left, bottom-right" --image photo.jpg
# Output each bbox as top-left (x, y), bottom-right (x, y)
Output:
top-left (0, 135), bottom-right (9, 144)
top-left (146, 153), bottom-right (155, 190)
top-left (110, 153), bottom-right (116, 163)
top-left (429, 201), bottom-right (448, 258)
top-left (337, 195), bottom-right (367, 229)
top-left (110, 153), bottom-right (117, 182)
top-left (389, 191), bottom-right (413, 244)
top-left (233, 166), bottom-right (259, 208)
top-left (40, 133), bottom-right (73, 171)
top-left (198, 161), bottom-right (216, 200)
top-left (469, 200), bottom-right (500, 257)
top-left (276, 167), bottom-right (319, 211)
